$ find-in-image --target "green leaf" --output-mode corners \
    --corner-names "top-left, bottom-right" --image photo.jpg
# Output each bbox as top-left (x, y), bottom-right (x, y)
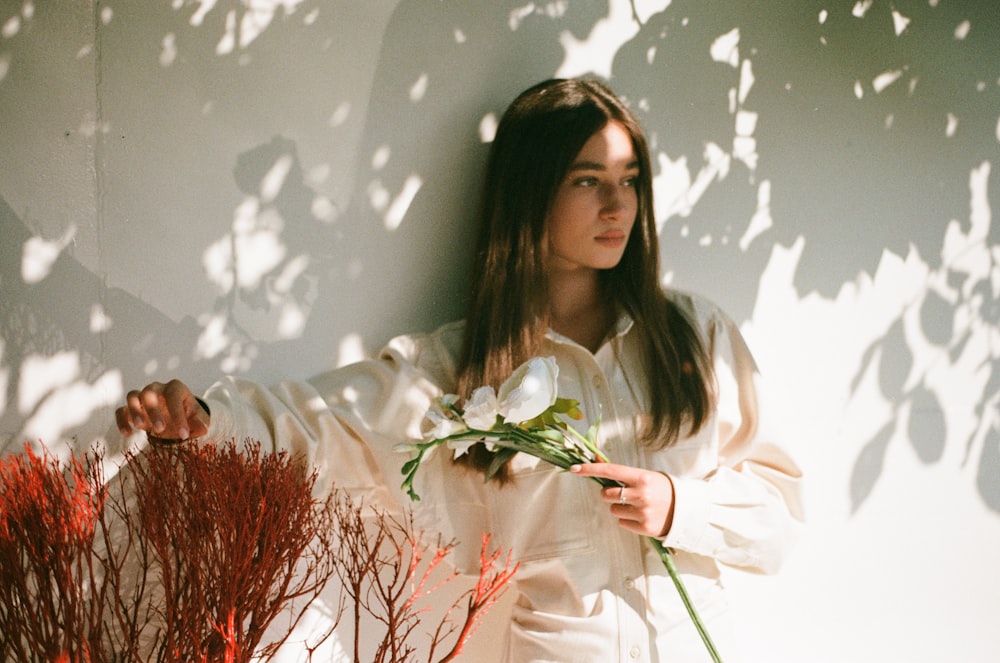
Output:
top-left (533, 429), bottom-right (566, 442)
top-left (550, 397), bottom-right (581, 415)
top-left (484, 448), bottom-right (518, 482)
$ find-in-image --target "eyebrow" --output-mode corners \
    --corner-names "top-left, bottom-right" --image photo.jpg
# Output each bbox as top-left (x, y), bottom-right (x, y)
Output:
top-left (567, 160), bottom-right (641, 172)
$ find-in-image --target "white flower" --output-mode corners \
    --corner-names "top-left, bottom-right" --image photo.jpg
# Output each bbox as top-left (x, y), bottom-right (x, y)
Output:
top-left (463, 385), bottom-right (501, 430)
top-left (497, 356), bottom-right (559, 423)
top-left (393, 441), bottom-right (421, 454)
top-left (424, 396), bottom-right (467, 440)
top-left (449, 436), bottom-right (498, 459)
top-left (427, 416), bottom-right (466, 441)
top-left (448, 438), bottom-right (477, 459)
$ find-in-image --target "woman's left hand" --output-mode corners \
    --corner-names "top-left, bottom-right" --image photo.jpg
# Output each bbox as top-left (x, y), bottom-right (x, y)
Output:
top-left (570, 462), bottom-right (675, 537)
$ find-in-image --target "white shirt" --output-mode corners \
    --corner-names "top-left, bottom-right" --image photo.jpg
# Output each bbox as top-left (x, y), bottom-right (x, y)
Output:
top-left (202, 290), bottom-right (803, 662)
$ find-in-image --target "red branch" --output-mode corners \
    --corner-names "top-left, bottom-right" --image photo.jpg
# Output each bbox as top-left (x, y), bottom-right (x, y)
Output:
top-left (120, 438), bottom-right (338, 663)
top-left (435, 534), bottom-right (519, 663)
top-left (330, 493), bottom-right (517, 663)
top-left (0, 439), bottom-right (516, 662)
top-left (0, 443), bottom-right (109, 662)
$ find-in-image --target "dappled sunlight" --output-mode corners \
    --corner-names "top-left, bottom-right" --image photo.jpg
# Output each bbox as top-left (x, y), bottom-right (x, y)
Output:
top-left (478, 111), bottom-right (499, 143)
top-left (738, 179), bottom-right (772, 252)
top-left (206, 200), bottom-right (288, 290)
top-left (22, 370), bottom-right (122, 446)
top-left (653, 141), bottom-right (732, 228)
top-left (336, 333), bottom-right (366, 369)
top-left (13, 350), bottom-right (123, 448)
top-left (0, 0), bottom-right (994, 478)
top-left (259, 153), bottom-right (294, 203)
top-left (366, 141), bottom-right (425, 231)
top-left (709, 27), bottom-right (739, 68)
top-left (0, 2), bottom-right (31, 83)
top-left (195, 312), bottom-right (232, 362)
top-left (18, 352), bottom-right (78, 415)
top-left (643, 20), bottom-right (762, 252)
top-left (170, 0), bottom-right (312, 55)
top-left (553, 0), bottom-right (674, 79)
top-left (556, 0), bottom-right (641, 79)
top-left (21, 225), bottom-right (75, 284)
top-left (736, 155), bottom-right (998, 659)
top-left (408, 72), bottom-right (428, 102)
top-left (194, 313), bottom-right (260, 375)
top-left (750, 158), bottom-right (998, 514)
top-left (843, 161), bottom-right (1000, 512)
top-left (382, 174), bottom-right (423, 231)
top-left (89, 304), bottom-right (113, 334)
top-left (159, 31), bottom-right (178, 66)
top-left (192, 136), bottom-right (330, 373)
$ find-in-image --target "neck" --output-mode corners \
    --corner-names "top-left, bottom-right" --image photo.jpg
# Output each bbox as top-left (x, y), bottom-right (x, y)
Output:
top-left (547, 268), bottom-right (614, 352)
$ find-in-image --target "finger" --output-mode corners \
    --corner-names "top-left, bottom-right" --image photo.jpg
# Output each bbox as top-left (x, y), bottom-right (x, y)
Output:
top-left (124, 389), bottom-right (153, 432)
top-left (115, 406), bottom-right (134, 437)
top-left (614, 517), bottom-right (648, 536)
top-left (611, 500), bottom-right (664, 537)
top-left (605, 484), bottom-right (654, 511)
top-left (570, 462), bottom-right (640, 485)
top-left (163, 380), bottom-right (193, 439)
top-left (139, 382), bottom-right (167, 433)
top-left (602, 483), bottom-right (629, 505)
top-left (187, 405), bottom-right (209, 438)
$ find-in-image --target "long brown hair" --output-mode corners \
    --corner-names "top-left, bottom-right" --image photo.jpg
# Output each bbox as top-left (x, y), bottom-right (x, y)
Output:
top-left (456, 78), bottom-right (714, 476)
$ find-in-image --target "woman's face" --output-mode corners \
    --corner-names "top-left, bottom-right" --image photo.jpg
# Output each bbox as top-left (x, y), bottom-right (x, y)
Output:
top-left (545, 121), bottom-right (639, 275)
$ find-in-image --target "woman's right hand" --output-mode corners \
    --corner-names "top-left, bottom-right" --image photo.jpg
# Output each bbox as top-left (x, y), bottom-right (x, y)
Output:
top-left (115, 379), bottom-right (210, 442)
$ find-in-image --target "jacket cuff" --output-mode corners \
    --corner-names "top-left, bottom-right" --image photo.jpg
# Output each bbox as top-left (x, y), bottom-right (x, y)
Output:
top-left (662, 474), bottom-right (714, 554)
top-left (201, 396), bottom-right (234, 442)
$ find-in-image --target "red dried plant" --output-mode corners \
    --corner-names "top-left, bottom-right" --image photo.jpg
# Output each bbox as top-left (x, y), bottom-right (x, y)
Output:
top-left (330, 493), bottom-right (518, 663)
top-left (434, 533), bottom-right (518, 663)
top-left (0, 438), bottom-right (516, 663)
top-left (118, 438), bottom-right (338, 663)
top-left (0, 444), bottom-right (110, 662)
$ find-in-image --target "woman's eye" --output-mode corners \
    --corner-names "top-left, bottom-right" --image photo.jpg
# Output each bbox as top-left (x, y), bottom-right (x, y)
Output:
top-left (622, 175), bottom-right (639, 187)
top-left (574, 177), bottom-right (598, 187)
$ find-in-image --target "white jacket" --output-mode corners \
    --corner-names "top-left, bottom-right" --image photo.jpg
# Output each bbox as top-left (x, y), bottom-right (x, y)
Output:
top-left (202, 290), bottom-right (803, 662)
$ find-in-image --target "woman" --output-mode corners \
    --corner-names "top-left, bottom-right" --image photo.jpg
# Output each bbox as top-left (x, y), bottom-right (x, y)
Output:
top-left (117, 78), bottom-right (802, 662)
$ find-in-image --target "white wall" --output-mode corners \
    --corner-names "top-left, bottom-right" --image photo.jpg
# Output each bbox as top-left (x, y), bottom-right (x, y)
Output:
top-left (2, 1), bottom-right (999, 660)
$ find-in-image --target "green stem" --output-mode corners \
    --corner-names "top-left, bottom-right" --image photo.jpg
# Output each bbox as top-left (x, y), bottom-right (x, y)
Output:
top-left (402, 421), bottom-right (723, 662)
top-left (650, 538), bottom-right (723, 663)
top-left (589, 476), bottom-right (722, 662)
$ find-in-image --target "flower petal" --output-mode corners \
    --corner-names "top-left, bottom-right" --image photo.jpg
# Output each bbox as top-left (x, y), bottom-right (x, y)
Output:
top-left (498, 356), bottom-right (559, 423)
top-left (463, 385), bottom-right (501, 430)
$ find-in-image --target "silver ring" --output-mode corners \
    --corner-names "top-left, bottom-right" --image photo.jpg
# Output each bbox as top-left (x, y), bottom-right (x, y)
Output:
top-left (618, 486), bottom-right (626, 505)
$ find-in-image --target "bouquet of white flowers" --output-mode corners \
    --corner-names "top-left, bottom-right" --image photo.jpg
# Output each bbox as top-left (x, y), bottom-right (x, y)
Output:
top-left (397, 356), bottom-right (723, 662)
top-left (399, 356), bottom-right (608, 495)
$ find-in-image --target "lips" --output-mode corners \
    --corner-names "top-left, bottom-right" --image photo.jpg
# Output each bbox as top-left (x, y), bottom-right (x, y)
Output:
top-left (595, 230), bottom-right (627, 246)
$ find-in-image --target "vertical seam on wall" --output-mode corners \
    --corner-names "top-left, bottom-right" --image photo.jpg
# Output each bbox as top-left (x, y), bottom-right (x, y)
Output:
top-left (93, 0), bottom-right (108, 368)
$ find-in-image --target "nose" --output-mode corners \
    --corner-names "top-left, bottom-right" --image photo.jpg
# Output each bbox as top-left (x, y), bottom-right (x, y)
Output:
top-left (599, 183), bottom-right (628, 217)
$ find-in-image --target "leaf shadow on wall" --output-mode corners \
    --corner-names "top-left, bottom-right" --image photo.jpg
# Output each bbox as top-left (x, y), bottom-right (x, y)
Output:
top-left (3, 0), bottom-right (998, 517)
top-left (611, 0), bottom-right (999, 316)
top-left (609, 0), bottom-right (1000, 515)
top-left (0, 196), bottom-right (198, 451)
top-left (0, 0), bottom-right (605, 452)
top-left (300, 0), bottom-right (608, 352)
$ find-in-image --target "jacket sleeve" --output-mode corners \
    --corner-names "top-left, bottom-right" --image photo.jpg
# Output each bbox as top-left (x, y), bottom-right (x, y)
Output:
top-left (197, 337), bottom-right (445, 512)
top-left (662, 303), bottom-right (804, 575)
